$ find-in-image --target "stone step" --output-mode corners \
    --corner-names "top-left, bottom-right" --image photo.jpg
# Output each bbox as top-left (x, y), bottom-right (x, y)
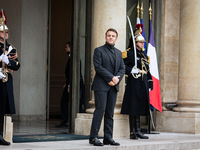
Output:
top-left (1, 132), bottom-right (200, 150)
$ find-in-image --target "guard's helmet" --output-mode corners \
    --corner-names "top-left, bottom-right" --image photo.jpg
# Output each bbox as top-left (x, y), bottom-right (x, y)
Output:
top-left (135, 34), bottom-right (145, 42)
top-left (0, 11), bottom-right (9, 32)
top-left (134, 24), bottom-right (145, 42)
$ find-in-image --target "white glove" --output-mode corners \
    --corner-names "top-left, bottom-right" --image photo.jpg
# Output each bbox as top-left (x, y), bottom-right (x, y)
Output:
top-left (131, 67), bottom-right (139, 74)
top-left (2, 54), bottom-right (9, 65)
top-left (0, 72), bottom-right (6, 79)
top-left (149, 88), bottom-right (151, 92)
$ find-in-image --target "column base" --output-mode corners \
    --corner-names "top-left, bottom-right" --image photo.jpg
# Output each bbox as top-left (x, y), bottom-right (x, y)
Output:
top-left (75, 113), bottom-right (129, 138)
top-left (156, 111), bottom-right (200, 134)
top-left (86, 101), bottom-right (122, 114)
top-left (173, 100), bottom-right (200, 113)
top-left (3, 116), bottom-right (13, 143)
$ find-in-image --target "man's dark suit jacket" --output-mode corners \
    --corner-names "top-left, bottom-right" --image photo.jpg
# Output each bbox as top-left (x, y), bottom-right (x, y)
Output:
top-left (92, 44), bottom-right (125, 92)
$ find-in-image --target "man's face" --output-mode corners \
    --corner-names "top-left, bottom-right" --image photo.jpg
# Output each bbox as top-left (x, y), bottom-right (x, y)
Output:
top-left (105, 31), bottom-right (118, 45)
top-left (136, 42), bottom-right (144, 50)
top-left (0, 31), bottom-right (9, 41)
top-left (65, 44), bottom-right (71, 54)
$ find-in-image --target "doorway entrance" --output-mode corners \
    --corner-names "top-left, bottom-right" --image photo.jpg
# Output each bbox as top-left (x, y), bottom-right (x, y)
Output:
top-left (48, 0), bottom-right (72, 119)
top-left (12, 0), bottom-right (93, 137)
top-left (48, 0), bottom-right (93, 133)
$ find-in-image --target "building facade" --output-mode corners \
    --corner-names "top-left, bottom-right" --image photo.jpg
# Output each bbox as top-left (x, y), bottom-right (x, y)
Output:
top-left (0, 0), bottom-right (200, 136)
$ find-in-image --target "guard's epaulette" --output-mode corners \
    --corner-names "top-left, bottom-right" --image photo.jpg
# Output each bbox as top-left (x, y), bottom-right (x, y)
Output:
top-left (122, 48), bottom-right (130, 59)
top-left (9, 43), bottom-right (16, 49)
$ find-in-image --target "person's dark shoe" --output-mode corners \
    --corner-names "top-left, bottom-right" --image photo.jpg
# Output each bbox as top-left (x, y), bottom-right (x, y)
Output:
top-left (0, 135), bottom-right (10, 146)
top-left (136, 131), bottom-right (149, 139)
top-left (130, 132), bottom-right (138, 139)
top-left (89, 137), bottom-right (104, 146)
top-left (55, 121), bottom-right (68, 127)
top-left (103, 138), bottom-right (120, 146)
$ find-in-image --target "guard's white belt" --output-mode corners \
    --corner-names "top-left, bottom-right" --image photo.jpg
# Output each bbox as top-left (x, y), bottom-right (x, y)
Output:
top-left (138, 69), bottom-right (147, 74)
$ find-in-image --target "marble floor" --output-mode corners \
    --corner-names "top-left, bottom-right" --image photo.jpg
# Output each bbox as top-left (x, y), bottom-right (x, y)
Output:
top-left (13, 119), bottom-right (68, 136)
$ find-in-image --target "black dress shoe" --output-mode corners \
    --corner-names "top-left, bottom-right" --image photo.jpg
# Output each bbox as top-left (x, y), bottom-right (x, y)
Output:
top-left (89, 137), bottom-right (104, 146)
top-left (103, 138), bottom-right (120, 146)
top-left (136, 131), bottom-right (149, 139)
top-left (130, 132), bottom-right (138, 139)
top-left (55, 121), bottom-right (68, 127)
top-left (0, 135), bottom-right (10, 146)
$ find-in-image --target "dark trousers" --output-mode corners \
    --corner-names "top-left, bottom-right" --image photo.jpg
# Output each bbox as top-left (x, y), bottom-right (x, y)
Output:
top-left (60, 85), bottom-right (69, 122)
top-left (90, 86), bottom-right (117, 139)
top-left (0, 114), bottom-right (4, 136)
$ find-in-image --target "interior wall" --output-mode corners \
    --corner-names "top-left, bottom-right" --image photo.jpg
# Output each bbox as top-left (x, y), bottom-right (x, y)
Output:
top-left (49, 0), bottom-right (72, 116)
top-left (20, 0), bottom-right (48, 120)
top-left (0, 0), bottom-right (48, 121)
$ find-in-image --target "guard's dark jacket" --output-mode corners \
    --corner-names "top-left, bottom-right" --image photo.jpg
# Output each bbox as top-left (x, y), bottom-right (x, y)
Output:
top-left (121, 47), bottom-right (153, 116)
top-left (0, 41), bottom-right (20, 115)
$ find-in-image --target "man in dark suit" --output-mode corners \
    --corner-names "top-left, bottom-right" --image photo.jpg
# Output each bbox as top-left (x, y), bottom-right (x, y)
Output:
top-left (56, 42), bottom-right (85, 128)
top-left (55, 42), bottom-right (71, 127)
top-left (89, 28), bottom-right (125, 146)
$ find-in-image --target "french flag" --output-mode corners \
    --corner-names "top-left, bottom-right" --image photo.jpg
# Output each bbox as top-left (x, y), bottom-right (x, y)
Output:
top-left (147, 19), bottom-right (162, 112)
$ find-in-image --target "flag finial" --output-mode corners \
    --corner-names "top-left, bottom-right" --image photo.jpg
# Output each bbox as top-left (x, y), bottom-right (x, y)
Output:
top-left (0, 10), bottom-right (9, 32)
top-left (149, 3), bottom-right (152, 20)
top-left (141, 2), bottom-right (144, 19)
top-left (137, 1), bottom-right (140, 18)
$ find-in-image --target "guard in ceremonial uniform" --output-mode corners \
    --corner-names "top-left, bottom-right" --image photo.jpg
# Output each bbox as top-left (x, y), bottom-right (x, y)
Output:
top-left (121, 27), bottom-right (153, 140)
top-left (0, 11), bottom-right (20, 145)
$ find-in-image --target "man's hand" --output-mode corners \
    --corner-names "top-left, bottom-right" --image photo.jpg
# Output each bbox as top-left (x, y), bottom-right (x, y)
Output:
top-left (112, 76), bottom-right (120, 85)
top-left (8, 52), bottom-right (18, 60)
top-left (63, 84), bottom-right (66, 89)
top-left (68, 86), bottom-right (70, 93)
top-left (108, 81), bottom-right (115, 86)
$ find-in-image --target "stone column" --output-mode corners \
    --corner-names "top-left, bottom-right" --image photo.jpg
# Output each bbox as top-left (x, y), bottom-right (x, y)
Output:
top-left (159, 0), bottom-right (180, 111)
top-left (86, 0), bottom-right (126, 114)
top-left (156, 0), bottom-right (180, 131)
top-left (173, 0), bottom-right (200, 113)
top-left (157, 0), bottom-right (200, 134)
top-left (75, 0), bottom-right (129, 138)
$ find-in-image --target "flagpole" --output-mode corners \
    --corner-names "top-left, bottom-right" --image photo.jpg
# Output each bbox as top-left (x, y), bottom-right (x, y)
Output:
top-left (137, 1), bottom-right (140, 18)
top-left (136, 1), bottom-right (141, 24)
top-left (141, 2), bottom-right (143, 19)
top-left (149, 3), bottom-right (152, 20)
top-left (148, 3), bottom-right (156, 132)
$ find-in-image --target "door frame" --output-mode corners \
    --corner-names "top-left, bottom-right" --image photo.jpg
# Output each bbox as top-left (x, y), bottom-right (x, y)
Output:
top-left (69, 0), bottom-right (94, 133)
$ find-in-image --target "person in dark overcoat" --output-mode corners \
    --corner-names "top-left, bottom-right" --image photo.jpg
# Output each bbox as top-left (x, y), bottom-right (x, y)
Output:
top-left (0, 11), bottom-right (20, 146)
top-left (121, 27), bottom-right (153, 140)
top-left (55, 42), bottom-right (71, 128)
top-left (89, 28), bottom-right (125, 146)
top-left (55, 42), bottom-right (85, 128)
